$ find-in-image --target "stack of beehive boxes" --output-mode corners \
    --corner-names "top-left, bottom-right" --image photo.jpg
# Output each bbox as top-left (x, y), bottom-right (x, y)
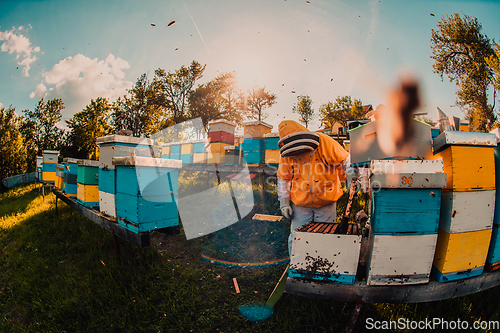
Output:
top-left (55, 163), bottom-right (64, 189)
top-left (62, 157), bottom-right (79, 198)
top-left (486, 129), bottom-right (500, 271)
top-left (366, 160), bottom-right (447, 285)
top-left (241, 121), bottom-right (272, 166)
top-left (36, 156), bottom-right (43, 181)
top-left (96, 135), bottom-right (154, 219)
top-left (113, 156), bottom-right (182, 233)
top-left (192, 141), bottom-right (207, 165)
top-left (207, 119), bottom-right (236, 164)
top-left (431, 131), bottom-right (497, 282)
top-left (264, 132), bottom-right (280, 166)
top-left (76, 159), bottom-right (99, 207)
top-left (42, 150), bottom-right (59, 184)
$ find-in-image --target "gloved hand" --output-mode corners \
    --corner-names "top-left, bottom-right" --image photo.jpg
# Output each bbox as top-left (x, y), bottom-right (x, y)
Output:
top-left (346, 167), bottom-right (361, 194)
top-left (279, 197), bottom-right (293, 220)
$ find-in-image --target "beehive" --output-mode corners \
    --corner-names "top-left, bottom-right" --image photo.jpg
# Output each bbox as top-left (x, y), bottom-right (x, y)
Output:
top-left (113, 156), bottom-right (182, 233)
top-left (208, 119), bottom-right (236, 133)
top-left (349, 119), bottom-right (433, 166)
top-left (431, 131), bottom-right (496, 282)
top-left (367, 160), bottom-right (446, 285)
top-left (242, 120), bottom-right (272, 138)
top-left (56, 164), bottom-right (64, 189)
top-left (224, 146), bottom-right (240, 165)
top-left (264, 132), bottom-right (280, 166)
top-left (242, 138), bottom-right (264, 165)
top-left (96, 135), bottom-right (154, 218)
top-left (42, 150), bottom-right (60, 184)
top-left (289, 222), bottom-right (361, 284)
top-left (486, 129), bottom-right (500, 270)
top-left (62, 157), bottom-right (79, 197)
top-left (76, 160), bottom-right (99, 207)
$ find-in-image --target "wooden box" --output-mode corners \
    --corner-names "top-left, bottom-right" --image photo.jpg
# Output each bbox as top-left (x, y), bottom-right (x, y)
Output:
top-left (181, 143), bottom-right (194, 155)
top-left (42, 162), bottom-right (57, 172)
top-left (99, 191), bottom-right (115, 218)
top-left (161, 146), bottom-right (171, 157)
top-left (77, 159), bottom-right (99, 185)
top-left (349, 119), bottom-right (433, 166)
top-left (96, 135), bottom-right (153, 170)
top-left (113, 156), bottom-right (182, 233)
top-left (42, 150), bottom-right (59, 163)
top-left (265, 150), bottom-right (280, 165)
top-left (242, 121), bottom-right (272, 138)
top-left (193, 141), bottom-right (207, 154)
top-left (76, 184), bottom-right (99, 207)
top-left (98, 168), bottom-right (115, 194)
top-left (42, 171), bottom-right (57, 184)
top-left (367, 231), bottom-right (438, 285)
top-left (36, 156), bottom-right (43, 169)
top-left (432, 228), bottom-right (492, 282)
top-left (208, 131), bottom-right (234, 144)
top-left (439, 190), bottom-right (495, 233)
top-left (208, 119), bottom-right (236, 133)
top-left (180, 154), bottom-right (193, 164)
top-left (206, 154), bottom-right (224, 164)
top-left (193, 152), bottom-right (207, 164)
top-left (369, 160), bottom-right (446, 235)
top-left (242, 138), bottom-right (264, 152)
top-left (209, 142), bottom-right (230, 155)
top-left (289, 222), bottom-right (361, 284)
top-left (264, 133), bottom-right (280, 150)
top-left (62, 182), bottom-right (77, 197)
top-left (242, 151), bottom-right (264, 164)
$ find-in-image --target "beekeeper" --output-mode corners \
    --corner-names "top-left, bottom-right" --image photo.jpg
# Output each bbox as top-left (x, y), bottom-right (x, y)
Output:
top-left (276, 120), bottom-right (352, 254)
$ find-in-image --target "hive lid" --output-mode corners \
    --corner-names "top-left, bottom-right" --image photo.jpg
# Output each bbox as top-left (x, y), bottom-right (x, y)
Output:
top-left (42, 150), bottom-right (60, 154)
top-left (371, 159), bottom-right (444, 174)
top-left (433, 131), bottom-right (497, 152)
top-left (63, 157), bottom-right (81, 164)
top-left (207, 119), bottom-right (237, 127)
top-left (77, 159), bottom-right (99, 167)
top-left (242, 120), bottom-right (273, 129)
top-left (263, 132), bottom-right (280, 138)
top-left (96, 134), bottom-right (153, 146)
top-left (112, 156), bottom-right (182, 169)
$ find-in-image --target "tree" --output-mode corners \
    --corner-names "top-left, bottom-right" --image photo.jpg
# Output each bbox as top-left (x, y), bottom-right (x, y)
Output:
top-left (67, 97), bottom-right (113, 160)
top-left (188, 72), bottom-right (244, 131)
top-left (112, 73), bottom-right (166, 137)
top-left (154, 60), bottom-right (205, 125)
top-left (319, 96), bottom-right (365, 129)
top-left (292, 95), bottom-right (314, 128)
top-left (242, 85), bottom-right (277, 121)
top-left (431, 12), bottom-right (498, 132)
top-left (22, 97), bottom-right (66, 155)
top-left (0, 106), bottom-right (27, 180)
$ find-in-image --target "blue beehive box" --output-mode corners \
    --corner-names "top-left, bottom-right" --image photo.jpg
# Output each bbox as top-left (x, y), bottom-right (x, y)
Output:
top-left (264, 135), bottom-right (280, 150)
top-left (242, 138), bottom-right (264, 152)
top-left (113, 156), bottom-right (182, 233)
top-left (193, 141), bottom-right (207, 154)
top-left (242, 151), bottom-right (264, 164)
top-left (62, 157), bottom-right (79, 197)
top-left (180, 154), bottom-right (193, 164)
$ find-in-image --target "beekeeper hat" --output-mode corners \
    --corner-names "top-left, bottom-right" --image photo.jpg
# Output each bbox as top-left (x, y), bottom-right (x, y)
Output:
top-left (278, 120), bottom-right (320, 157)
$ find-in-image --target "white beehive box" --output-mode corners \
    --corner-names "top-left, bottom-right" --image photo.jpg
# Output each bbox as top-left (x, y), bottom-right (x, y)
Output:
top-left (289, 222), bottom-right (361, 285)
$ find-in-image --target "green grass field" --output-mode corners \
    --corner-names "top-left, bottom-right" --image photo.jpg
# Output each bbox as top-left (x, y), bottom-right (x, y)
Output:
top-left (1, 182), bottom-right (500, 332)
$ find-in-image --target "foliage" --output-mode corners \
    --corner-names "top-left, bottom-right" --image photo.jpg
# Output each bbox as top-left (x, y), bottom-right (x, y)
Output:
top-left (66, 97), bottom-right (114, 160)
top-left (21, 98), bottom-right (66, 155)
top-left (154, 60), bottom-right (206, 125)
top-left (488, 41), bottom-right (500, 128)
top-left (431, 12), bottom-right (498, 132)
top-left (292, 95), bottom-right (314, 128)
top-left (242, 86), bottom-right (277, 121)
top-left (319, 96), bottom-right (365, 129)
top-left (0, 106), bottom-right (27, 180)
top-left (188, 72), bottom-right (245, 132)
top-left (112, 73), bottom-right (167, 138)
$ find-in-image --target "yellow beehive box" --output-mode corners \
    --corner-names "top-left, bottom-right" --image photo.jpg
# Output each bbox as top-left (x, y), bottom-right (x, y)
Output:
top-left (42, 171), bottom-right (57, 183)
top-left (162, 146), bottom-right (171, 156)
top-left (209, 142), bottom-right (230, 155)
top-left (207, 154), bottom-right (224, 164)
top-left (265, 150), bottom-right (280, 165)
top-left (77, 184), bottom-right (99, 207)
top-left (432, 228), bottom-right (492, 282)
top-left (243, 121), bottom-right (273, 138)
top-left (433, 146), bottom-right (495, 191)
top-left (181, 143), bottom-right (194, 155)
top-left (193, 152), bottom-right (207, 164)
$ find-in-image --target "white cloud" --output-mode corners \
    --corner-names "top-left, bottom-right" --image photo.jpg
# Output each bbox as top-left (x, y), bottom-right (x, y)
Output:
top-left (31, 53), bottom-right (133, 121)
top-left (0, 26), bottom-right (40, 77)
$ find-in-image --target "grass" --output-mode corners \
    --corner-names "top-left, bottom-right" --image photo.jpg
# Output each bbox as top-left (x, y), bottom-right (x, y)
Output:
top-left (1, 182), bottom-right (500, 332)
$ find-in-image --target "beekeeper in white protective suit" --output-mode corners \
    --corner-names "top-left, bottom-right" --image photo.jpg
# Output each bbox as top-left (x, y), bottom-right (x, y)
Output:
top-left (276, 120), bottom-right (355, 254)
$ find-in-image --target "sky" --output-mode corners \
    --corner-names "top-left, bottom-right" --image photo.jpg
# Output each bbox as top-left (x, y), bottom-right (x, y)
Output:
top-left (1, 0), bottom-right (499, 133)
